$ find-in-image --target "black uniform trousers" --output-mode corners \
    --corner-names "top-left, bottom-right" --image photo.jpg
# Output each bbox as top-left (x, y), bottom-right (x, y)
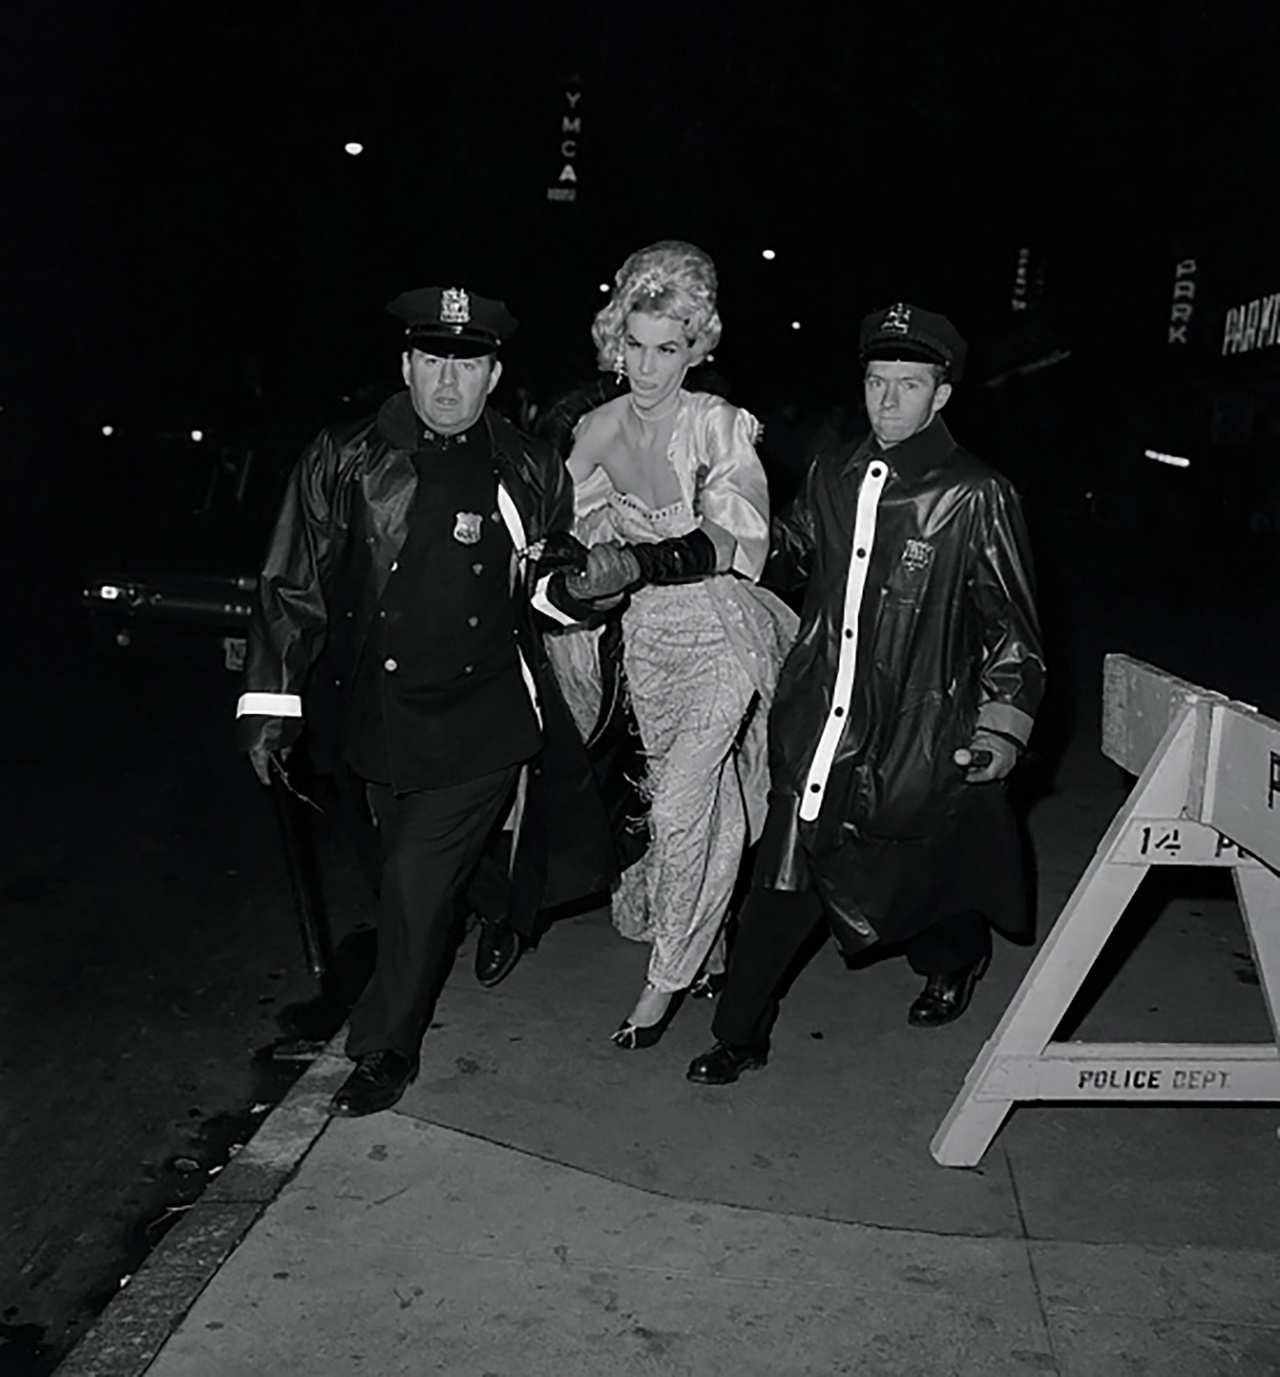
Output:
top-left (346, 764), bottom-right (520, 1064)
top-left (712, 888), bottom-right (992, 1050)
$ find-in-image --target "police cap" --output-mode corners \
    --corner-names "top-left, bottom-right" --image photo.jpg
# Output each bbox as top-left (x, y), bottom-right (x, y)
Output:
top-left (859, 302), bottom-right (967, 382)
top-left (386, 287), bottom-right (518, 358)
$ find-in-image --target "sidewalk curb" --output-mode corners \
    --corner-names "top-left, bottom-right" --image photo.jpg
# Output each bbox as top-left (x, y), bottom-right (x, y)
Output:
top-left (54, 1042), bottom-right (349, 1377)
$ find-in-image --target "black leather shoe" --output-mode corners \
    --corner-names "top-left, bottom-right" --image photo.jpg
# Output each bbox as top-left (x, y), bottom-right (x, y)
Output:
top-left (475, 917), bottom-right (521, 988)
top-left (686, 1041), bottom-right (768, 1085)
top-left (908, 953), bottom-right (991, 1028)
top-left (329, 1050), bottom-right (416, 1117)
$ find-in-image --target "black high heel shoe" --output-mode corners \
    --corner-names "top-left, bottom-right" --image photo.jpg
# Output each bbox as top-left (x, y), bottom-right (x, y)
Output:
top-left (611, 988), bottom-right (684, 1050)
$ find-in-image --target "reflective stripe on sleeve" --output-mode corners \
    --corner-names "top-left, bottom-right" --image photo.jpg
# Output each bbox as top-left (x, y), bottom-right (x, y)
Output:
top-left (799, 461), bottom-right (889, 822)
top-left (236, 692), bottom-right (303, 718)
top-left (977, 700), bottom-right (1034, 745)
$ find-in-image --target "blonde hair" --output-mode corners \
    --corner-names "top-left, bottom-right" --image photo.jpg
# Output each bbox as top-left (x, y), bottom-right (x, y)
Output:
top-left (592, 240), bottom-right (722, 371)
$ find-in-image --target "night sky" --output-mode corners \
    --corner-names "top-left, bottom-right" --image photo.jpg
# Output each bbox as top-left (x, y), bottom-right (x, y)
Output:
top-left (5, 1), bottom-right (1280, 437)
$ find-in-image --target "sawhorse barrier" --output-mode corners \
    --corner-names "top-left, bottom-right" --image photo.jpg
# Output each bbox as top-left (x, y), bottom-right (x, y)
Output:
top-left (932, 653), bottom-right (1280, 1167)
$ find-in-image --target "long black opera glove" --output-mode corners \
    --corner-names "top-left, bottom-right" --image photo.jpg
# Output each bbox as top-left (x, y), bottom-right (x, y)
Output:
top-left (626, 527), bottom-right (718, 585)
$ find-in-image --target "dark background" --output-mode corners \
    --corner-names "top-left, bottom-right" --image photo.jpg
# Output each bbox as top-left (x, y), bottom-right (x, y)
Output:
top-left (5, 2), bottom-right (1280, 411)
top-left (6, 0), bottom-right (1280, 590)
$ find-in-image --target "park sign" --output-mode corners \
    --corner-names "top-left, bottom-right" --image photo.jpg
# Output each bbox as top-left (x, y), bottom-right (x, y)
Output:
top-left (1221, 288), bottom-right (1280, 354)
top-left (1166, 257), bottom-right (1197, 344)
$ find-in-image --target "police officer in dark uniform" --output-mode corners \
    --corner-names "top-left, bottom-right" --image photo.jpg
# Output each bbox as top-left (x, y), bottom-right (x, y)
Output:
top-left (688, 303), bottom-right (1046, 1086)
top-left (238, 286), bottom-right (612, 1116)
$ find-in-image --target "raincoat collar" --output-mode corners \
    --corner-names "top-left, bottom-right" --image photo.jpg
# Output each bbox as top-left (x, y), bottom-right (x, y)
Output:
top-left (376, 390), bottom-right (423, 449)
top-left (376, 389), bottom-right (487, 452)
top-left (846, 415), bottom-right (958, 482)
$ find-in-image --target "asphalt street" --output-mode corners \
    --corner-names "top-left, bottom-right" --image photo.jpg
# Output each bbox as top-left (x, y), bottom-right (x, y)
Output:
top-left (0, 578), bottom-right (376, 1376)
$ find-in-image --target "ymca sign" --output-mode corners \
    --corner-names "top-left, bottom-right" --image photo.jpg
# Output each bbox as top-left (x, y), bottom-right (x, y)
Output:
top-left (546, 82), bottom-right (582, 204)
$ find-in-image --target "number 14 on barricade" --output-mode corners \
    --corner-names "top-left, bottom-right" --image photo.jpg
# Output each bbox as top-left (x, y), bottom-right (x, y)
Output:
top-left (932, 655), bottom-right (1280, 1167)
top-left (1116, 819), bottom-right (1263, 865)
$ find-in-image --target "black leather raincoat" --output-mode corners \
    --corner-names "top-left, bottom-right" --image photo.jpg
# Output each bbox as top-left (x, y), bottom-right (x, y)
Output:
top-left (237, 393), bottom-right (617, 930)
top-left (755, 416), bottom-right (1046, 951)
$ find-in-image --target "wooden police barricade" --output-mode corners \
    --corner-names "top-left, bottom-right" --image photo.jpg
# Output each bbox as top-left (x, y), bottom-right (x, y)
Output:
top-left (931, 653), bottom-right (1280, 1167)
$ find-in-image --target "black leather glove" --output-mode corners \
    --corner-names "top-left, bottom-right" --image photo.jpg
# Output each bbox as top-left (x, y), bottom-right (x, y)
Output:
top-left (239, 715), bottom-right (303, 786)
top-left (627, 528), bottom-right (718, 585)
top-left (567, 544), bottom-right (641, 600)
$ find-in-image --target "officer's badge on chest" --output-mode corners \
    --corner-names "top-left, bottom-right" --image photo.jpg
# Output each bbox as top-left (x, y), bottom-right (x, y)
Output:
top-left (901, 538), bottom-right (934, 573)
top-left (453, 511), bottom-right (485, 545)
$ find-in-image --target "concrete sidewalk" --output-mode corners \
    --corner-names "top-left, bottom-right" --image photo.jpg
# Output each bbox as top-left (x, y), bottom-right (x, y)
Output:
top-left (56, 706), bottom-right (1280, 1375)
top-left (57, 1060), bottom-right (1280, 1377)
top-left (56, 932), bottom-right (1280, 1372)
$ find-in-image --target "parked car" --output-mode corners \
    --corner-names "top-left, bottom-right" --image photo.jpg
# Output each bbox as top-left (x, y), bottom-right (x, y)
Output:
top-left (81, 426), bottom-right (284, 673)
top-left (83, 568), bottom-right (258, 670)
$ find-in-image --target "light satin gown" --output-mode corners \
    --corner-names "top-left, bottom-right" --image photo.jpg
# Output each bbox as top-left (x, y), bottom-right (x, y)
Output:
top-left (551, 391), bottom-right (797, 993)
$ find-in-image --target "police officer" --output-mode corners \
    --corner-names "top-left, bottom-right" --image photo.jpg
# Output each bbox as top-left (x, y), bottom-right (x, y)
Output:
top-left (238, 286), bottom-right (611, 1116)
top-left (688, 303), bottom-right (1046, 1086)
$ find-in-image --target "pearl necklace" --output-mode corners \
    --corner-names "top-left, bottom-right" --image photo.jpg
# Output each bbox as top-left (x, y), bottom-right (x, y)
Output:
top-left (628, 388), bottom-right (682, 424)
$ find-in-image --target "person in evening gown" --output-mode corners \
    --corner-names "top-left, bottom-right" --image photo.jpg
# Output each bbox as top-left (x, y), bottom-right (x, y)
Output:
top-left (548, 240), bottom-right (797, 1048)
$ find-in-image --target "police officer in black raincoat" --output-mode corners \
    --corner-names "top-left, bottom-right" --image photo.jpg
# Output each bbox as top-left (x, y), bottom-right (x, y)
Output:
top-left (237, 287), bottom-right (614, 1116)
top-left (689, 303), bottom-right (1046, 1086)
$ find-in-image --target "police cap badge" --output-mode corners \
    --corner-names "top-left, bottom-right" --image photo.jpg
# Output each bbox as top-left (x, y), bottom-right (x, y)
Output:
top-left (386, 287), bottom-right (518, 358)
top-left (859, 302), bottom-right (967, 382)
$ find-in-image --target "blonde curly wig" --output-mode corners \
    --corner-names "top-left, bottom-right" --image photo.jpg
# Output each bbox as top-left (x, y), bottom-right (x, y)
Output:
top-left (592, 240), bottom-right (723, 371)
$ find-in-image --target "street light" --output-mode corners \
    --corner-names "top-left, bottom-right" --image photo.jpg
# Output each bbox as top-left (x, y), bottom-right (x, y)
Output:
top-left (761, 249), bottom-right (777, 261)
top-left (1144, 448), bottom-right (1191, 469)
top-left (344, 142), bottom-right (364, 156)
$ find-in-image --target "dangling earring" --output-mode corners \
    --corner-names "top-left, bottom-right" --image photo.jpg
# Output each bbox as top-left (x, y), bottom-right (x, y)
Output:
top-left (613, 345), bottom-right (625, 384)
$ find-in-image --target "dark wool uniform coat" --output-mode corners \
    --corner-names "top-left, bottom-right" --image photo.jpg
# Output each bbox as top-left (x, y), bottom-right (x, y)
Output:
top-left (237, 393), bottom-right (617, 933)
top-left (754, 416), bottom-right (1046, 952)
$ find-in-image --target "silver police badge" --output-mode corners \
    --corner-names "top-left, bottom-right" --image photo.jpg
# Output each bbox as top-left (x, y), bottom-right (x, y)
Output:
top-left (453, 511), bottom-right (484, 545)
top-left (901, 537), bottom-right (934, 572)
top-left (441, 288), bottom-right (471, 325)
top-left (884, 302), bottom-right (912, 334)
